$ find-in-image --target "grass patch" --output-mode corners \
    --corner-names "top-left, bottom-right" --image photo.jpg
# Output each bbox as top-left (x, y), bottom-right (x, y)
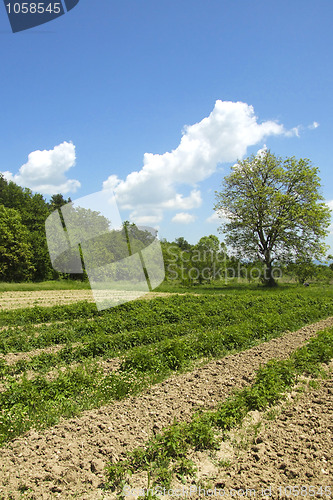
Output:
top-left (0, 280), bottom-right (91, 292)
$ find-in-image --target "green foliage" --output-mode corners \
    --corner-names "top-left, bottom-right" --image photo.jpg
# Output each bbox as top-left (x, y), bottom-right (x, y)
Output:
top-left (0, 300), bottom-right (97, 327)
top-left (0, 280), bottom-right (91, 292)
top-left (105, 462), bottom-right (129, 488)
top-left (2, 289), bottom-right (333, 380)
top-left (287, 258), bottom-right (318, 284)
top-left (214, 151), bottom-right (331, 286)
top-left (244, 359), bottom-right (296, 409)
top-left (162, 236), bottom-right (227, 285)
top-left (0, 205), bottom-right (35, 281)
top-left (212, 392), bottom-right (248, 430)
top-left (0, 363), bottom-right (147, 446)
top-left (49, 194), bottom-right (71, 212)
top-left (0, 175), bottom-right (55, 281)
top-left (292, 329), bottom-right (333, 376)
top-left (1, 289), bottom-right (333, 447)
top-left (186, 415), bottom-right (218, 450)
top-left (105, 325), bottom-right (333, 493)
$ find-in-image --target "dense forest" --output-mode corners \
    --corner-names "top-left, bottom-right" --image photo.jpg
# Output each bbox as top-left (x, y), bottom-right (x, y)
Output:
top-left (0, 174), bottom-right (71, 282)
top-left (1, 173), bottom-right (332, 285)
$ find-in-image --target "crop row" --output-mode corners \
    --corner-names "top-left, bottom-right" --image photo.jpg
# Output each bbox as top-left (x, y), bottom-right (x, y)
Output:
top-left (1, 293), bottom-right (333, 375)
top-left (0, 301), bottom-right (97, 327)
top-left (1, 284), bottom-right (332, 328)
top-left (105, 326), bottom-right (333, 492)
top-left (1, 292), bottom-right (333, 356)
top-left (1, 292), bottom-right (333, 444)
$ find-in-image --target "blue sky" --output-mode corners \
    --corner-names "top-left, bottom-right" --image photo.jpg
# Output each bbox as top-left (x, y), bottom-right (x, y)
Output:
top-left (1, 0), bottom-right (333, 249)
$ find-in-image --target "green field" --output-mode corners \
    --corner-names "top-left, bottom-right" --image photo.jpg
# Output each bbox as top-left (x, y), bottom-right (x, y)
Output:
top-left (0, 280), bottom-right (91, 292)
top-left (105, 326), bottom-right (333, 491)
top-left (1, 284), bottom-right (333, 447)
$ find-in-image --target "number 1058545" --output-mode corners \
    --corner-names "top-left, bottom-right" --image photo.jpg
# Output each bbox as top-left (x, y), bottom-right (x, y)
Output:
top-left (6, 3), bottom-right (62, 14)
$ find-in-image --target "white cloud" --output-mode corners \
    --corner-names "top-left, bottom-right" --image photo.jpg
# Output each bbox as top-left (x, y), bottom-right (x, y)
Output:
top-left (129, 210), bottom-right (163, 226)
top-left (326, 200), bottom-right (333, 211)
top-left (284, 126), bottom-right (301, 137)
top-left (206, 212), bottom-right (220, 223)
top-left (102, 174), bottom-right (121, 191)
top-left (256, 144), bottom-right (268, 158)
top-left (309, 121), bottom-right (319, 129)
top-left (161, 190), bottom-right (202, 210)
top-left (171, 212), bottom-right (197, 224)
top-left (1, 141), bottom-right (80, 195)
top-left (103, 100), bottom-right (300, 222)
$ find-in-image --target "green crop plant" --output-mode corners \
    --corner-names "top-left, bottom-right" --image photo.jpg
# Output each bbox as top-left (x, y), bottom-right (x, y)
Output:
top-left (104, 326), bottom-right (333, 493)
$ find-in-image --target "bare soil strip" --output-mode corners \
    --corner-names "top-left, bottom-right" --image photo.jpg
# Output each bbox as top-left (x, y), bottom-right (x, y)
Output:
top-left (130, 366), bottom-right (332, 500)
top-left (0, 290), bottom-right (183, 311)
top-left (214, 372), bottom-right (332, 498)
top-left (181, 367), bottom-right (333, 500)
top-left (0, 344), bottom-right (69, 366)
top-left (0, 290), bottom-right (95, 310)
top-left (0, 317), bottom-right (333, 499)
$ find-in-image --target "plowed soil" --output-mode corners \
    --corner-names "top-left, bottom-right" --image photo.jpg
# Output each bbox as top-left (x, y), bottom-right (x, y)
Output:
top-left (0, 291), bottom-right (179, 310)
top-left (170, 366), bottom-right (332, 500)
top-left (0, 317), bottom-right (333, 499)
top-left (214, 372), bottom-right (333, 498)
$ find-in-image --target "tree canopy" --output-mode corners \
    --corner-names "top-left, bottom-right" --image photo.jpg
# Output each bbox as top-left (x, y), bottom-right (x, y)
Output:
top-left (214, 150), bottom-right (331, 286)
top-left (0, 174), bottom-right (69, 281)
top-left (0, 205), bottom-right (35, 281)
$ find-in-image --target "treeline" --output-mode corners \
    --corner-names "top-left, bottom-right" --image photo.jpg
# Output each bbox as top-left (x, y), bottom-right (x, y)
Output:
top-left (0, 174), bottom-right (70, 281)
top-left (1, 174), bottom-right (332, 284)
top-left (162, 236), bottom-right (333, 285)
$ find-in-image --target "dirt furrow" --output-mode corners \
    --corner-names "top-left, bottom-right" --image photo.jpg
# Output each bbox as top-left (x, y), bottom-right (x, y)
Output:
top-left (0, 344), bottom-right (70, 366)
top-left (213, 372), bottom-right (333, 498)
top-left (0, 291), bottom-right (188, 311)
top-left (0, 316), bottom-right (333, 499)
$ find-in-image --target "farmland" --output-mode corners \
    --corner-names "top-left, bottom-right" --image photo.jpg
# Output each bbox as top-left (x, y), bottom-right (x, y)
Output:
top-left (0, 285), bottom-right (333, 498)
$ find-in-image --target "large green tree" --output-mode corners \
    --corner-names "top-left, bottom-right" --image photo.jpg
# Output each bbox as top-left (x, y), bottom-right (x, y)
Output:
top-left (214, 151), bottom-right (331, 286)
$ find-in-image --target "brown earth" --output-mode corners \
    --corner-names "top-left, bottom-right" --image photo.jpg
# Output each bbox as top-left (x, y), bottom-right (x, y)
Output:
top-left (0, 317), bottom-right (333, 499)
top-left (127, 369), bottom-right (333, 500)
top-left (0, 290), bottom-right (184, 311)
top-left (0, 344), bottom-right (70, 366)
top-left (172, 366), bottom-right (333, 500)
top-left (0, 290), bottom-right (95, 310)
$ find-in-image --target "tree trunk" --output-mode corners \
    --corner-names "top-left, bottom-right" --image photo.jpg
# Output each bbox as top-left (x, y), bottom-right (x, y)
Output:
top-left (264, 259), bottom-right (277, 287)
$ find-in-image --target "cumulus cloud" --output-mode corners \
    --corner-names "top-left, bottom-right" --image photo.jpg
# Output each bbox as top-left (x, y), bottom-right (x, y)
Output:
top-left (129, 210), bottom-right (163, 226)
top-left (171, 212), bottom-right (197, 224)
top-left (309, 121), bottom-right (319, 130)
top-left (1, 141), bottom-right (80, 195)
top-left (103, 100), bottom-right (300, 222)
top-left (206, 212), bottom-right (220, 223)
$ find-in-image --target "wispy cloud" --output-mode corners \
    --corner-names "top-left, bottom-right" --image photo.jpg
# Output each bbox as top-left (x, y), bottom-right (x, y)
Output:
top-left (309, 121), bottom-right (319, 129)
